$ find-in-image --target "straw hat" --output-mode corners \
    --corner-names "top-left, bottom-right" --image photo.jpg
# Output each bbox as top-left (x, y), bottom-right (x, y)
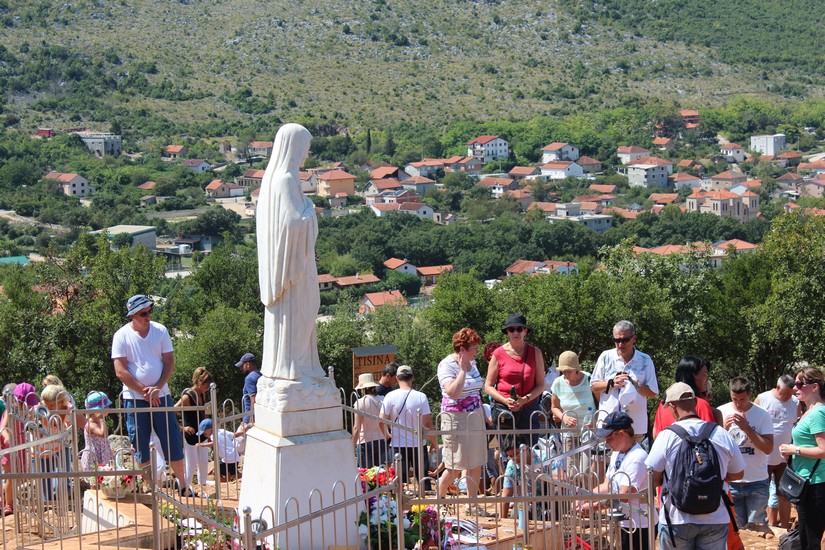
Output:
top-left (557, 351), bottom-right (581, 372)
top-left (355, 373), bottom-right (380, 390)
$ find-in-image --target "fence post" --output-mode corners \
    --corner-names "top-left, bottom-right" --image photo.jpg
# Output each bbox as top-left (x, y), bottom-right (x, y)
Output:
top-left (150, 438), bottom-right (161, 550)
top-left (210, 382), bottom-right (221, 501)
top-left (242, 506), bottom-right (255, 550)
top-left (394, 453), bottom-right (404, 550)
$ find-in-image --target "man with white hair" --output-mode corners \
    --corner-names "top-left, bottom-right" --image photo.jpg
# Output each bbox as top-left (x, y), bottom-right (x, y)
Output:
top-left (591, 320), bottom-right (659, 442)
top-left (754, 373), bottom-right (802, 528)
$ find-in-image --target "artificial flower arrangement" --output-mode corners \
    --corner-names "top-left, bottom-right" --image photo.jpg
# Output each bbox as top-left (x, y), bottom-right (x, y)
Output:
top-left (91, 463), bottom-right (144, 497)
top-left (357, 466), bottom-right (446, 549)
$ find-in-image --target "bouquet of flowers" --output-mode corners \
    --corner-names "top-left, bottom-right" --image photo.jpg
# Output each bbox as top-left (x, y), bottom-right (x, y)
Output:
top-left (359, 465), bottom-right (395, 493)
top-left (92, 463), bottom-right (144, 497)
top-left (358, 499), bottom-right (442, 549)
top-left (408, 505), bottom-right (440, 549)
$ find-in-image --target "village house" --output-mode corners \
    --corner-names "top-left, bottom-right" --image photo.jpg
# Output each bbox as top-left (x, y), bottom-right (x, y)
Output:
top-left (502, 188), bottom-right (534, 211)
top-left (685, 189), bottom-right (759, 222)
top-left (573, 194), bottom-right (613, 208)
top-left (680, 109), bottom-right (701, 129)
top-left (317, 169), bottom-right (356, 197)
top-left (402, 175), bottom-right (437, 197)
top-left (649, 193), bottom-right (679, 206)
top-left (383, 258), bottom-right (418, 276)
top-left (404, 159), bottom-right (444, 178)
top-left (333, 273), bottom-right (381, 290)
top-left (183, 159), bottom-right (212, 173)
top-left (299, 171), bottom-right (318, 194)
top-left (44, 171), bottom-right (94, 198)
top-left (35, 128), bottom-right (55, 138)
top-left (236, 169), bottom-right (265, 188)
top-left (798, 160), bottom-right (825, 176)
top-left (364, 178), bottom-right (403, 198)
top-left (750, 133), bottom-right (786, 156)
top-left (776, 151), bottom-right (802, 167)
top-left (617, 146), bottom-right (651, 164)
top-left (74, 131), bottom-right (122, 158)
top-left (545, 202), bottom-right (613, 233)
top-left (442, 155), bottom-right (483, 176)
top-left (138, 181), bottom-right (157, 191)
top-left (800, 179), bottom-right (825, 199)
top-left (652, 137), bottom-right (675, 151)
top-left (541, 142), bottom-right (580, 163)
top-left (504, 259), bottom-right (579, 277)
top-left (369, 165), bottom-right (408, 182)
top-left (417, 265), bottom-right (453, 286)
top-left (246, 141), bottom-right (274, 158)
top-left (669, 172), bottom-right (702, 190)
top-left (205, 179), bottom-right (245, 199)
top-left (703, 170), bottom-right (748, 191)
top-left (626, 156), bottom-right (673, 188)
top-left (539, 161), bottom-right (584, 180)
top-left (359, 290), bottom-right (408, 314)
top-left (710, 239), bottom-right (757, 268)
top-left (318, 274), bottom-right (336, 292)
top-left (369, 202), bottom-right (434, 221)
top-left (478, 177), bottom-right (518, 198)
top-left (163, 145), bottom-right (187, 159)
top-left (377, 189), bottom-right (421, 205)
top-left (509, 166), bottom-right (540, 180)
top-left (720, 144), bottom-right (746, 163)
top-left (577, 156), bottom-right (602, 174)
top-left (589, 184), bottom-right (617, 195)
top-left (91, 225), bottom-right (156, 249)
top-left (466, 135), bottom-right (510, 164)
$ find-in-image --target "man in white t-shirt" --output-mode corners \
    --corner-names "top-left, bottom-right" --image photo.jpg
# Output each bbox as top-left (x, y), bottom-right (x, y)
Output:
top-left (754, 374), bottom-right (801, 528)
top-left (646, 382), bottom-right (745, 550)
top-left (380, 365), bottom-right (437, 487)
top-left (111, 294), bottom-right (191, 496)
top-left (718, 377), bottom-right (774, 527)
top-left (591, 320), bottom-right (659, 442)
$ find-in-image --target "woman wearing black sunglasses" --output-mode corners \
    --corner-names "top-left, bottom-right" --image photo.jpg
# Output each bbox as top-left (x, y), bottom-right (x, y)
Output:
top-left (484, 314), bottom-right (545, 439)
top-left (778, 366), bottom-right (825, 550)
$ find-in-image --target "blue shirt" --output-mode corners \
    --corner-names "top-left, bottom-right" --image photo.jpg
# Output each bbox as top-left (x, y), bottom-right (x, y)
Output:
top-left (243, 370), bottom-right (262, 423)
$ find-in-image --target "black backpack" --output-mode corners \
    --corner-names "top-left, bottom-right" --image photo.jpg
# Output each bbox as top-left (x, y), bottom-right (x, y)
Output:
top-left (662, 421), bottom-right (736, 543)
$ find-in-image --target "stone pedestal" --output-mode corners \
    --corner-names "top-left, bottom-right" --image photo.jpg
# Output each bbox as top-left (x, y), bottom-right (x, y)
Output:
top-left (238, 376), bottom-right (360, 550)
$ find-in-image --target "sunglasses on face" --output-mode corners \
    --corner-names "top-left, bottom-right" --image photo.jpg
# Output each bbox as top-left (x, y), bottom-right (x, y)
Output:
top-left (137, 307), bottom-right (153, 318)
top-left (506, 327), bottom-right (525, 334)
top-left (613, 336), bottom-right (633, 344)
top-left (794, 380), bottom-right (811, 389)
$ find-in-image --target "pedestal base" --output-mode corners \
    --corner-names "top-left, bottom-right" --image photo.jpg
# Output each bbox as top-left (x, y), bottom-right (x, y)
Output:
top-left (238, 415), bottom-right (360, 549)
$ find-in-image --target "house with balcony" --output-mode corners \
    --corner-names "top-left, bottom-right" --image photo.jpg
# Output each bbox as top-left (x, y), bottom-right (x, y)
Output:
top-left (545, 202), bottom-right (613, 233)
top-left (626, 157), bottom-right (672, 188)
top-left (246, 141), bottom-right (274, 158)
top-left (541, 142), bottom-right (580, 163)
top-left (317, 169), bottom-right (356, 197)
top-left (685, 189), bottom-right (759, 222)
top-left (540, 161), bottom-right (584, 180)
top-left (478, 177), bottom-right (518, 198)
top-left (236, 169), bottom-right (265, 188)
top-left (364, 178), bottom-right (403, 198)
top-left (466, 135), bottom-right (510, 164)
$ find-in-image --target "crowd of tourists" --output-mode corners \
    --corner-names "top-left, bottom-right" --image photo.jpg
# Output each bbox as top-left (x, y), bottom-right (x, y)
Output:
top-left (351, 313), bottom-right (825, 550)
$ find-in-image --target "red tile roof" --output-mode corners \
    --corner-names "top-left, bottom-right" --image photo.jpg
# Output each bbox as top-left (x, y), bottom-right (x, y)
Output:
top-left (248, 141), bottom-right (273, 148)
top-left (589, 184), bottom-right (617, 194)
top-left (138, 181), bottom-right (157, 190)
top-left (628, 156), bottom-right (672, 166)
top-left (649, 193), bottom-right (679, 204)
top-left (205, 180), bottom-right (224, 191)
top-left (540, 161), bottom-right (574, 170)
top-left (368, 178), bottom-right (403, 191)
top-left (467, 135), bottom-right (502, 145)
top-left (541, 142), bottom-right (569, 151)
top-left (318, 274), bottom-right (336, 284)
top-left (617, 146), bottom-right (650, 154)
top-left (242, 169), bottom-right (265, 178)
top-left (164, 145), bottom-right (185, 153)
top-left (335, 273), bottom-right (381, 287)
top-left (318, 169), bottom-right (354, 181)
top-left (417, 265), bottom-right (453, 276)
top-left (509, 166), bottom-right (539, 177)
top-left (362, 290), bottom-right (407, 307)
top-left (479, 177), bottom-right (515, 187)
top-left (384, 258), bottom-right (407, 269)
top-left (370, 166), bottom-right (399, 179)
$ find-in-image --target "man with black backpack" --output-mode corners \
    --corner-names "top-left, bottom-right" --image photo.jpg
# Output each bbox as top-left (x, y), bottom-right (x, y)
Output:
top-left (646, 382), bottom-right (745, 550)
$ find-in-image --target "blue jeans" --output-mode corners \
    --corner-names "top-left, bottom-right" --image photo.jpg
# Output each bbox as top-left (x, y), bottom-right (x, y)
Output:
top-left (730, 478), bottom-right (769, 525)
top-left (124, 395), bottom-right (184, 465)
top-left (658, 522), bottom-right (727, 550)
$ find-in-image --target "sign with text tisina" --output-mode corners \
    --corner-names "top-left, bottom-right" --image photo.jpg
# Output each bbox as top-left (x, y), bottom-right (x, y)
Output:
top-left (351, 345), bottom-right (398, 389)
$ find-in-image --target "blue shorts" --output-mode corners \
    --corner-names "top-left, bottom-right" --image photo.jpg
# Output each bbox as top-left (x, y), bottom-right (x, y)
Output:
top-left (124, 395), bottom-right (184, 465)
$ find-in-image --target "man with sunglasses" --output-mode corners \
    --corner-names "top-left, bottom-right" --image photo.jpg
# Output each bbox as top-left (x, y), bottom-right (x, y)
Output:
top-left (112, 294), bottom-right (191, 496)
top-left (591, 320), bottom-right (659, 443)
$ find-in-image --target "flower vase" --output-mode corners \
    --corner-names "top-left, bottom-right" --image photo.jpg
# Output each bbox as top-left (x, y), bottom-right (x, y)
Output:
top-left (102, 485), bottom-right (129, 499)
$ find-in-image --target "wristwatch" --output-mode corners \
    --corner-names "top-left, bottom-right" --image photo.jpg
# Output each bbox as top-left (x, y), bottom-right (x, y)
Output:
top-left (796, 446), bottom-right (801, 455)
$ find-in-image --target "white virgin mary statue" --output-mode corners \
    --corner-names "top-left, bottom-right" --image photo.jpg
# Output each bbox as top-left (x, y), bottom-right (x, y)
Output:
top-left (256, 123), bottom-right (323, 381)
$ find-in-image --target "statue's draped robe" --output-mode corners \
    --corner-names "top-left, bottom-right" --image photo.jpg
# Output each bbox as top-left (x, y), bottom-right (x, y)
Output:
top-left (256, 124), bottom-right (323, 380)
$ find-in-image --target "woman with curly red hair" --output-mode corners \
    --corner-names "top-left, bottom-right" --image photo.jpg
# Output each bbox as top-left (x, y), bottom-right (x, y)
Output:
top-left (437, 327), bottom-right (488, 515)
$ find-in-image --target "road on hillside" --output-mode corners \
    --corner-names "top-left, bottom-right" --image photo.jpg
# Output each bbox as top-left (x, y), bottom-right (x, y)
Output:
top-left (0, 210), bottom-right (67, 233)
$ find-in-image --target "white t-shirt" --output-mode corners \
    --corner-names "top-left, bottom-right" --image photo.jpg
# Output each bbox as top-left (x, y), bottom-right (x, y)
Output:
top-left (606, 442), bottom-right (654, 528)
top-left (551, 372), bottom-right (596, 421)
top-left (645, 418), bottom-right (745, 525)
top-left (111, 321), bottom-right (174, 399)
top-left (756, 390), bottom-right (799, 466)
top-left (381, 388), bottom-right (430, 448)
top-left (717, 402), bottom-right (773, 482)
top-left (214, 429), bottom-right (240, 464)
top-left (591, 348), bottom-right (658, 434)
top-left (544, 367), bottom-right (560, 392)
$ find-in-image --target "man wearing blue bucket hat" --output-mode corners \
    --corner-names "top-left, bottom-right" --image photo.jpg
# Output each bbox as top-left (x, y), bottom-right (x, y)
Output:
top-left (112, 294), bottom-right (193, 497)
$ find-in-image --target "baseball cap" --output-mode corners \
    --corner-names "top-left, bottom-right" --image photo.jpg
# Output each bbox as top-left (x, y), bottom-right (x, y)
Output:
top-left (85, 391), bottom-right (112, 410)
top-left (595, 411), bottom-right (633, 438)
top-left (126, 294), bottom-right (154, 317)
top-left (396, 365), bottom-right (413, 377)
top-left (13, 383), bottom-right (39, 407)
top-left (197, 418), bottom-right (213, 436)
top-left (665, 382), bottom-right (696, 403)
top-left (235, 353), bottom-right (257, 367)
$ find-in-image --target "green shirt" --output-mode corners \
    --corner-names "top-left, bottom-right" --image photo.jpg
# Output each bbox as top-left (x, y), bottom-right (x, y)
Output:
top-left (791, 406), bottom-right (825, 484)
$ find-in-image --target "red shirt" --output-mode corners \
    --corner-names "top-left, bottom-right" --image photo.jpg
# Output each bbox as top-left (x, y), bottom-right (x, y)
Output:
top-left (652, 397), bottom-right (716, 435)
top-left (493, 344), bottom-right (537, 398)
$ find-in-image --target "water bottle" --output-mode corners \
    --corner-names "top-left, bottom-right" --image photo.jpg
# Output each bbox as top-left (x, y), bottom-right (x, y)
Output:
top-left (583, 407), bottom-right (593, 428)
top-left (510, 385), bottom-right (519, 400)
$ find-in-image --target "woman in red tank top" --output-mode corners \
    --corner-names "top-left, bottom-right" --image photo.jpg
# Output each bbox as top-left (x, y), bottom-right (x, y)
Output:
top-left (484, 314), bottom-right (546, 439)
